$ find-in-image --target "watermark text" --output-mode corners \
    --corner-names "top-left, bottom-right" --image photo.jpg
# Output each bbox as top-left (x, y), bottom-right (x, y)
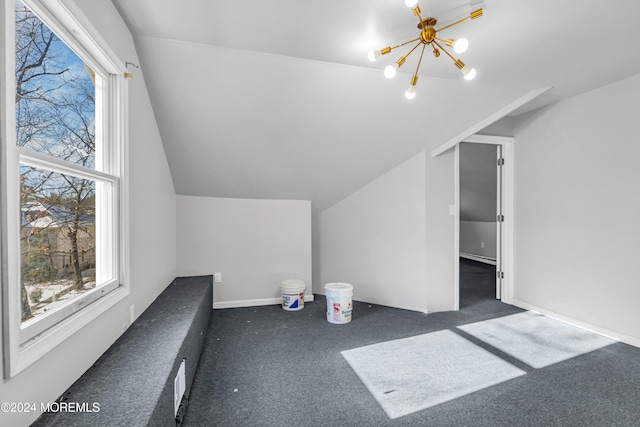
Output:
top-left (1, 401), bottom-right (100, 413)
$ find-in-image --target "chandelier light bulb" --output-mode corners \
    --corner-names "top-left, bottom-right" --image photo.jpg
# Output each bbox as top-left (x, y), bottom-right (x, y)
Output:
top-left (384, 64), bottom-right (398, 79)
top-left (405, 85), bottom-right (417, 99)
top-left (368, 49), bottom-right (381, 62)
top-left (405, 75), bottom-right (418, 99)
top-left (461, 66), bottom-right (476, 80)
top-left (405, 0), bottom-right (419, 8)
top-left (453, 38), bottom-right (469, 54)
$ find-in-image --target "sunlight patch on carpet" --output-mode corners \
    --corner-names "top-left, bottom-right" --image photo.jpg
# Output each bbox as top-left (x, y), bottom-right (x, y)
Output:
top-left (341, 330), bottom-right (526, 419)
top-left (457, 311), bottom-right (616, 369)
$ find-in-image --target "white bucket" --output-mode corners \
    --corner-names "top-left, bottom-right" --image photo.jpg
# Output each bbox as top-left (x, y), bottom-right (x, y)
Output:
top-left (281, 279), bottom-right (305, 311)
top-left (324, 282), bottom-right (353, 324)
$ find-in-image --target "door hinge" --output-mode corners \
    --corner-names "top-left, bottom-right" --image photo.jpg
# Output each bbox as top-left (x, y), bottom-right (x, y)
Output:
top-left (497, 214), bottom-right (505, 222)
top-left (497, 158), bottom-right (505, 166)
top-left (497, 271), bottom-right (504, 279)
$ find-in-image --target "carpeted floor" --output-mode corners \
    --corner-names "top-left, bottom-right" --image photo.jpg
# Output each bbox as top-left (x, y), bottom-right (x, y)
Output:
top-left (341, 329), bottom-right (526, 419)
top-left (183, 260), bottom-right (640, 426)
top-left (458, 311), bottom-right (617, 369)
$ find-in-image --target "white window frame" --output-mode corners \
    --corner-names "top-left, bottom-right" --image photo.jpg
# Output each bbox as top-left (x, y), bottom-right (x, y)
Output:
top-left (1, 0), bottom-right (130, 378)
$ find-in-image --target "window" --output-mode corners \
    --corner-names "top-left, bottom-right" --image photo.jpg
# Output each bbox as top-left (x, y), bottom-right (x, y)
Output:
top-left (2, 0), bottom-right (129, 377)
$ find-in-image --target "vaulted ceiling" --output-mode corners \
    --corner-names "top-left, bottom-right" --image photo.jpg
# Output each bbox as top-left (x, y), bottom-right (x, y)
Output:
top-left (112, 0), bottom-right (640, 212)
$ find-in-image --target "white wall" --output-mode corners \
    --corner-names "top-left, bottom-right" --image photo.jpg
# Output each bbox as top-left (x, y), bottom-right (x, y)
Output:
top-left (176, 196), bottom-right (312, 308)
top-left (316, 152), bottom-right (428, 312)
top-left (512, 73), bottom-right (640, 345)
top-left (459, 143), bottom-right (497, 222)
top-left (478, 117), bottom-right (514, 137)
top-left (425, 149), bottom-right (456, 312)
top-left (0, 1), bottom-right (177, 425)
top-left (460, 221), bottom-right (496, 259)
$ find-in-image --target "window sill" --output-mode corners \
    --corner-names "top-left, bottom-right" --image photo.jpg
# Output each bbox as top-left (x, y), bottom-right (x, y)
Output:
top-left (7, 284), bottom-right (129, 378)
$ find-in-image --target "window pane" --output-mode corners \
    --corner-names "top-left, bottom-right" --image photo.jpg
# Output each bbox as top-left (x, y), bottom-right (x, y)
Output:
top-left (15, 0), bottom-right (96, 168)
top-left (20, 165), bottom-right (96, 323)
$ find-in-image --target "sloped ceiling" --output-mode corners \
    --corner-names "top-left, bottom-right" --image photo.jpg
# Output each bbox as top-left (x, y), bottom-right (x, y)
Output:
top-left (112, 0), bottom-right (640, 212)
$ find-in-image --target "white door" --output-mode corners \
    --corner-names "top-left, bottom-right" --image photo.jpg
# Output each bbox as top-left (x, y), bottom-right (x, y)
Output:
top-left (455, 135), bottom-right (514, 309)
top-left (496, 145), bottom-right (504, 299)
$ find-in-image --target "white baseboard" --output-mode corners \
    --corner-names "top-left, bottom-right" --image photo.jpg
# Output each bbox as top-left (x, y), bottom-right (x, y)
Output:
top-left (213, 294), bottom-right (314, 310)
top-left (510, 298), bottom-right (640, 349)
top-left (460, 252), bottom-right (497, 265)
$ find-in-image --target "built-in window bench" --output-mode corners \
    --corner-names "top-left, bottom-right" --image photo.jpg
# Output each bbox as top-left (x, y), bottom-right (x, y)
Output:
top-left (32, 276), bottom-right (213, 427)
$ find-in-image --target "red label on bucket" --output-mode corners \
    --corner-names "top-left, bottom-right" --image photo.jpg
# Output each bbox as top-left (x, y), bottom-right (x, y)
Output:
top-left (325, 283), bottom-right (353, 324)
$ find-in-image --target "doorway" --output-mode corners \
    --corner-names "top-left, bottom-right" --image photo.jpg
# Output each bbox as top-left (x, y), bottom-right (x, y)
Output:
top-left (454, 135), bottom-right (514, 310)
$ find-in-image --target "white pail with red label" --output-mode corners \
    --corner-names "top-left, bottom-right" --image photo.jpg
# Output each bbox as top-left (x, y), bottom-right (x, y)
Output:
top-left (324, 282), bottom-right (353, 324)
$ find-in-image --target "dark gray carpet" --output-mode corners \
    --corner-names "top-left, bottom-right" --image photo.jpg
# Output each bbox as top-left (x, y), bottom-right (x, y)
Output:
top-left (183, 260), bottom-right (640, 426)
top-left (459, 257), bottom-right (497, 308)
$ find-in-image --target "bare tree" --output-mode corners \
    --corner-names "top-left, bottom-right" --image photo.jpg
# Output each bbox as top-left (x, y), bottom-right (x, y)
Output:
top-left (15, 2), bottom-right (96, 318)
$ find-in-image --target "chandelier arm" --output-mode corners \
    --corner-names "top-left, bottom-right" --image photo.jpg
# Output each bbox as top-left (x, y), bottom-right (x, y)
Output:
top-left (432, 39), bottom-right (456, 63)
top-left (436, 16), bottom-right (470, 33)
top-left (413, 43), bottom-right (428, 77)
top-left (390, 37), bottom-right (422, 51)
top-left (403, 41), bottom-right (423, 61)
top-left (414, 9), bottom-right (425, 26)
top-left (436, 9), bottom-right (482, 33)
